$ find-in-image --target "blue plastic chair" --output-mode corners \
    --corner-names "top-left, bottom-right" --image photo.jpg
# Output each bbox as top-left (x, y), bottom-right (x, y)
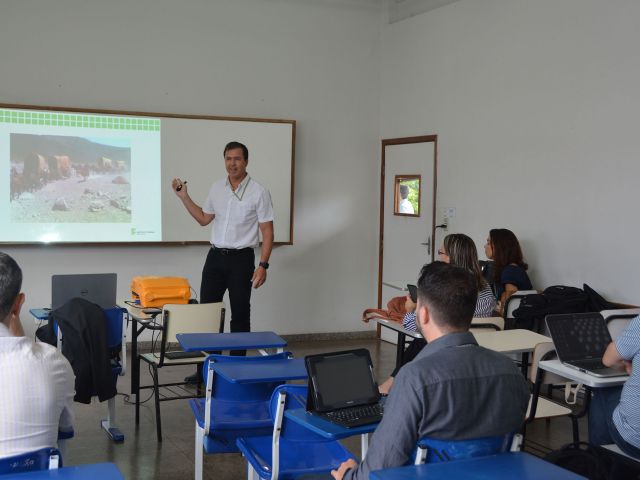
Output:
top-left (52, 306), bottom-right (126, 443)
top-left (413, 434), bottom-right (519, 464)
top-left (101, 307), bottom-right (127, 442)
top-left (190, 352), bottom-right (293, 480)
top-left (0, 448), bottom-right (62, 474)
top-left (236, 384), bottom-right (357, 480)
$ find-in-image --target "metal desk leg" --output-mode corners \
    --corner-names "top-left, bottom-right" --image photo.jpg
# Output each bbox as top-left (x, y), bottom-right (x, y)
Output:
top-left (395, 332), bottom-right (406, 370)
top-left (520, 352), bottom-right (529, 377)
top-left (361, 433), bottom-right (369, 457)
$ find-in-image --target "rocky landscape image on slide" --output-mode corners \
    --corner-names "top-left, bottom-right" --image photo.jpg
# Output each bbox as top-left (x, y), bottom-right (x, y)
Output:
top-left (9, 133), bottom-right (132, 223)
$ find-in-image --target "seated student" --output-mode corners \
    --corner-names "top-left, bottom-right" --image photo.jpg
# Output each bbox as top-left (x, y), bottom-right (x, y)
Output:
top-left (332, 262), bottom-right (529, 480)
top-left (378, 234), bottom-right (496, 394)
top-left (0, 253), bottom-right (75, 459)
top-left (589, 316), bottom-right (640, 459)
top-left (484, 228), bottom-right (532, 315)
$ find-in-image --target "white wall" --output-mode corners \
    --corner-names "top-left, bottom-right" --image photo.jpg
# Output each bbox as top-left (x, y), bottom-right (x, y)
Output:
top-left (380, 0), bottom-right (640, 304)
top-left (0, 0), bottom-right (382, 336)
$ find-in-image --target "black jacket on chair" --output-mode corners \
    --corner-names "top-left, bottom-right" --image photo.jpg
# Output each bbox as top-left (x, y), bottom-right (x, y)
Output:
top-left (47, 298), bottom-right (117, 404)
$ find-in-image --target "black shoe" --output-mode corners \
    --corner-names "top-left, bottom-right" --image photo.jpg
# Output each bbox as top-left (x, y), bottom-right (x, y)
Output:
top-left (184, 372), bottom-right (200, 384)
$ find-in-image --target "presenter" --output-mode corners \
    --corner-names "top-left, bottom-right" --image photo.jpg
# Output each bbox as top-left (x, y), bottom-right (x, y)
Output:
top-left (172, 141), bottom-right (274, 360)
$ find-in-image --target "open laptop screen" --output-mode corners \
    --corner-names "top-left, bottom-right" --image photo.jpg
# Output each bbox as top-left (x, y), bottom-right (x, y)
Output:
top-left (546, 313), bottom-right (613, 362)
top-left (51, 273), bottom-right (117, 310)
top-left (305, 349), bottom-right (379, 412)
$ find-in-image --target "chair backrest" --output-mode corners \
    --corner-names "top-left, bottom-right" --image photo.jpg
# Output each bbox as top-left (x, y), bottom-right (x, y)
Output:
top-left (162, 302), bottom-right (225, 345)
top-left (103, 307), bottom-right (126, 349)
top-left (528, 342), bottom-right (568, 385)
top-left (470, 316), bottom-right (504, 332)
top-left (504, 290), bottom-right (538, 325)
top-left (601, 308), bottom-right (640, 341)
top-left (269, 384), bottom-right (327, 442)
top-left (0, 448), bottom-right (62, 474)
top-left (203, 352), bottom-right (292, 434)
top-left (202, 351), bottom-right (292, 401)
top-left (415, 434), bottom-right (513, 464)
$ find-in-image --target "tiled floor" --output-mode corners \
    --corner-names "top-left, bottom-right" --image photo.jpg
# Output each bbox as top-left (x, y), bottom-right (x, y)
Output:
top-left (63, 338), bottom-right (585, 479)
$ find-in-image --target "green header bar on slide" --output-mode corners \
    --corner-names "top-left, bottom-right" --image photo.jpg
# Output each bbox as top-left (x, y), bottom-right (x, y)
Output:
top-left (0, 109), bottom-right (160, 131)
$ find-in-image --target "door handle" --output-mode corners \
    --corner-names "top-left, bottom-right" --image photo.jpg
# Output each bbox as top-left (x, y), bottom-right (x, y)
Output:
top-left (421, 237), bottom-right (431, 255)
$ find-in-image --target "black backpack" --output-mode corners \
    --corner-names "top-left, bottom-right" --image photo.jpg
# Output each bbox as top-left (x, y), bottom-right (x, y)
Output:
top-left (544, 442), bottom-right (611, 480)
top-left (512, 285), bottom-right (588, 331)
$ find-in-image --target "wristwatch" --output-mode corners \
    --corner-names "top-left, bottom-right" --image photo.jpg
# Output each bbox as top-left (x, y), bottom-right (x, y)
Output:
top-left (259, 261), bottom-right (270, 270)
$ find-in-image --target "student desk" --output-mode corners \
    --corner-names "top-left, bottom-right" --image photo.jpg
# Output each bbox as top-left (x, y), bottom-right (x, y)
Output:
top-left (285, 408), bottom-right (379, 457)
top-left (2, 463), bottom-right (124, 479)
top-left (212, 358), bottom-right (307, 383)
top-left (369, 452), bottom-right (586, 479)
top-left (539, 360), bottom-right (628, 389)
top-left (473, 329), bottom-right (551, 375)
top-left (537, 359), bottom-right (628, 442)
top-left (374, 320), bottom-right (550, 374)
top-left (176, 331), bottom-right (287, 354)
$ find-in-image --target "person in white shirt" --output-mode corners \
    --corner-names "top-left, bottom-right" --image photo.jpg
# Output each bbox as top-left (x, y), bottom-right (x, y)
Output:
top-left (172, 142), bottom-right (274, 358)
top-left (0, 252), bottom-right (75, 459)
top-left (398, 184), bottom-right (414, 214)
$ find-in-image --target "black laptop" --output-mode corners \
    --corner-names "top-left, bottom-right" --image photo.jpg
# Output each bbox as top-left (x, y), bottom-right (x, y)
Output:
top-left (546, 312), bottom-right (628, 378)
top-left (305, 349), bottom-right (384, 428)
top-left (52, 273), bottom-right (118, 310)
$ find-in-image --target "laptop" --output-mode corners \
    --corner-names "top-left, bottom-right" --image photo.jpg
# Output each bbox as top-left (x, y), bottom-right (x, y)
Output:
top-left (51, 273), bottom-right (118, 310)
top-left (546, 312), bottom-right (628, 378)
top-left (305, 349), bottom-right (384, 428)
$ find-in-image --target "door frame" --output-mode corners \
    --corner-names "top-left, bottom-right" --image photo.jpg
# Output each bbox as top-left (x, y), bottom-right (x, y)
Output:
top-left (377, 135), bottom-right (438, 313)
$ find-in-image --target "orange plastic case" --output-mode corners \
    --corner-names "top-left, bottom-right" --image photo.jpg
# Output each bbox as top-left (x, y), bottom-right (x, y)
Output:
top-left (130, 276), bottom-right (191, 307)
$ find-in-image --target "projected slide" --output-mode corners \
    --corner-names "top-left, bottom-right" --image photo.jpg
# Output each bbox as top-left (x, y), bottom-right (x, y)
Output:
top-left (1, 108), bottom-right (161, 242)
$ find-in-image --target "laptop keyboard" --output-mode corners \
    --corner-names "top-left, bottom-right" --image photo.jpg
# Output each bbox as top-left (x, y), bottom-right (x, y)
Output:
top-left (323, 403), bottom-right (384, 428)
top-left (164, 351), bottom-right (204, 360)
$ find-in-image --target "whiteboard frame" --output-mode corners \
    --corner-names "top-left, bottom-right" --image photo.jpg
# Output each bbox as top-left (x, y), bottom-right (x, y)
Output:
top-left (0, 103), bottom-right (296, 246)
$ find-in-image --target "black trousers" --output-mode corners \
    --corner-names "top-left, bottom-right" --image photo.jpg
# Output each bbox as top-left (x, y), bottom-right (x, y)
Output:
top-left (391, 338), bottom-right (427, 377)
top-left (201, 247), bottom-right (255, 354)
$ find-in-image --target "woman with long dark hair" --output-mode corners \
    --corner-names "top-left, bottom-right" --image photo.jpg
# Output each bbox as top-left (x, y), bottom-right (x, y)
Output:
top-left (484, 228), bottom-right (532, 315)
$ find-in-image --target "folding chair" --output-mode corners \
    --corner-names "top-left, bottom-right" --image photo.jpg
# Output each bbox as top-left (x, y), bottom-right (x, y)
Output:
top-left (525, 342), bottom-right (578, 447)
top-left (136, 302), bottom-right (225, 442)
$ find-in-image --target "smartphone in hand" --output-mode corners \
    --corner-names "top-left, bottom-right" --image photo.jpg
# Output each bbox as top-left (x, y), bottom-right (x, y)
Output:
top-left (407, 284), bottom-right (417, 303)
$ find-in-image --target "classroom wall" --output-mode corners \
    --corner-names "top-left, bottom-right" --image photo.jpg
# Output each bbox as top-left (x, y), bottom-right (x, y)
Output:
top-left (0, 0), bottom-right (382, 337)
top-left (380, 0), bottom-right (640, 304)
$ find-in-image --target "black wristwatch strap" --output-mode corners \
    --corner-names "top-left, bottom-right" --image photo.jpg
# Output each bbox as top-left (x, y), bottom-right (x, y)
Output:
top-left (259, 261), bottom-right (270, 270)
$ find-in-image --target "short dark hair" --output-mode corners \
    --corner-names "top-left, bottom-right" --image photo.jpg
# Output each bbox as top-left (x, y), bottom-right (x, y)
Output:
top-left (399, 184), bottom-right (409, 199)
top-left (0, 253), bottom-right (22, 320)
top-left (416, 261), bottom-right (477, 331)
top-left (223, 141), bottom-right (249, 162)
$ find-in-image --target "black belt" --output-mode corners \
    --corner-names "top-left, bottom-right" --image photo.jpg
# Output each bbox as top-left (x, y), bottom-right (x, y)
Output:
top-left (212, 246), bottom-right (252, 255)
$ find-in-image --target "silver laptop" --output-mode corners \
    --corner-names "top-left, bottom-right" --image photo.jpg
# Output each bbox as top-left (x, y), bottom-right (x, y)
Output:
top-left (51, 273), bottom-right (117, 310)
top-left (546, 312), bottom-right (628, 378)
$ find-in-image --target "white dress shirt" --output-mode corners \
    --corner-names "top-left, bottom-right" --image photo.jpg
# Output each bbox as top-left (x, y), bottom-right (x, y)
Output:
top-left (0, 322), bottom-right (75, 459)
top-left (202, 175), bottom-right (274, 249)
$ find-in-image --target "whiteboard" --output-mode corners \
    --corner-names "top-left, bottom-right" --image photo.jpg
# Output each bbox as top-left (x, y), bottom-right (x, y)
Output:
top-left (0, 104), bottom-right (295, 245)
top-left (161, 117), bottom-right (295, 244)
